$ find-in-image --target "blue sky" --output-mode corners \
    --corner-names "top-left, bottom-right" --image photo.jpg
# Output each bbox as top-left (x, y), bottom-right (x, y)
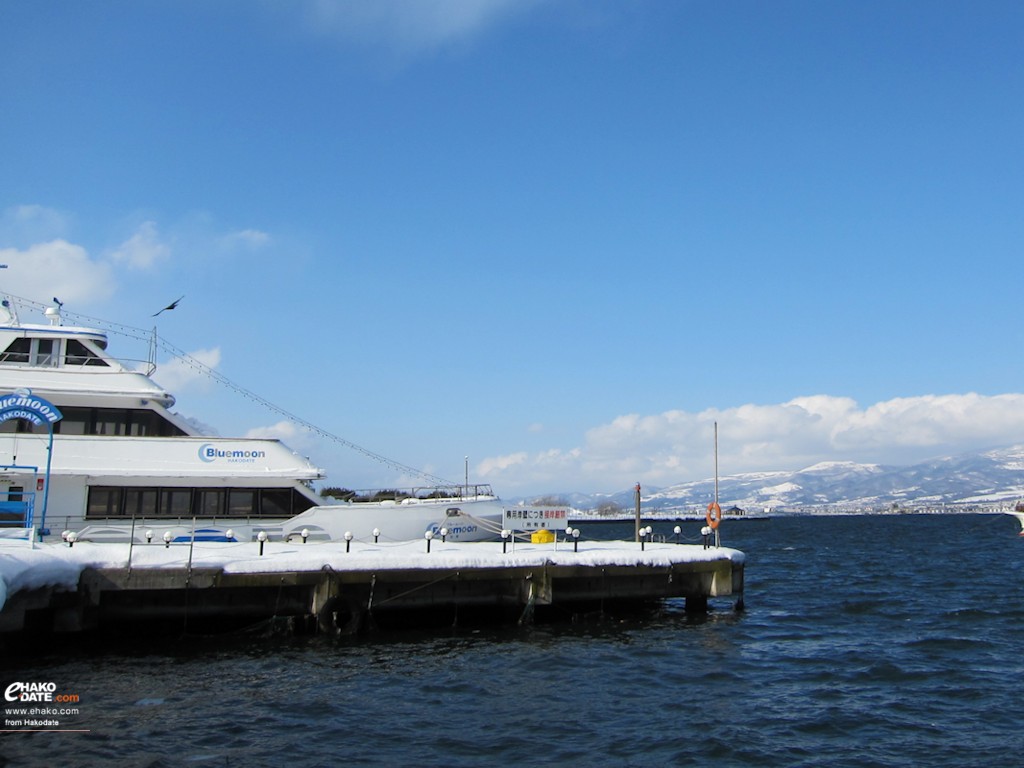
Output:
top-left (2, 1), bottom-right (1023, 497)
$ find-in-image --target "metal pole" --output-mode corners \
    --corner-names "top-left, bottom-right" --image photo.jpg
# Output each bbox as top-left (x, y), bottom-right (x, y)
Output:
top-left (40, 427), bottom-right (54, 539)
top-left (714, 421), bottom-right (719, 508)
top-left (714, 422), bottom-right (721, 548)
top-left (634, 483), bottom-right (641, 542)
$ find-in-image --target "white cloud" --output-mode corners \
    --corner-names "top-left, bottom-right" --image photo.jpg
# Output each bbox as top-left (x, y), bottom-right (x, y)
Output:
top-left (478, 451), bottom-right (528, 475)
top-left (245, 419), bottom-right (319, 453)
top-left (149, 348), bottom-right (222, 393)
top-left (302, 0), bottom-right (543, 55)
top-left (219, 229), bottom-right (271, 250)
top-left (0, 240), bottom-right (115, 304)
top-left (478, 393), bottom-right (1024, 495)
top-left (109, 221), bottom-right (171, 269)
top-left (0, 205), bottom-right (70, 246)
top-left (245, 420), bottom-right (298, 441)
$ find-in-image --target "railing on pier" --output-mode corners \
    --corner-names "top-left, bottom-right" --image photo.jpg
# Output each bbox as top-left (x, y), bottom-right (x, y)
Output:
top-left (320, 484), bottom-right (496, 504)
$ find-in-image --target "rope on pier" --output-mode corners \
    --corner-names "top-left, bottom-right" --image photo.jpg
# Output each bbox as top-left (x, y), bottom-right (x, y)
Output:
top-left (370, 569), bottom-right (462, 609)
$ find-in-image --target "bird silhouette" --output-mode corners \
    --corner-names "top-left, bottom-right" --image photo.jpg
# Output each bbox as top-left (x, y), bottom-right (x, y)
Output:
top-left (152, 295), bottom-right (184, 316)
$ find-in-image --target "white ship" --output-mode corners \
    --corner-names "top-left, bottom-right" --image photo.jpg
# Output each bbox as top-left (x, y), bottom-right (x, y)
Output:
top-left (0, 296), bottom-right (504, 543)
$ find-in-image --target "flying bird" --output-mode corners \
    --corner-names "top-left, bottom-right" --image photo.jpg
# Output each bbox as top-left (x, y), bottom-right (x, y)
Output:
top-left (152, 295), bottom-right (184, 316)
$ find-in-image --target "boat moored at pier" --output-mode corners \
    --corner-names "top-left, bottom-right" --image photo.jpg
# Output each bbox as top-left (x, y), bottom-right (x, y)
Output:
top-left (0, 295), bottom-right (503, 543)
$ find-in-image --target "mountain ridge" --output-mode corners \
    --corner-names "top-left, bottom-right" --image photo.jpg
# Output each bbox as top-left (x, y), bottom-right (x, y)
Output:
top-left (526, 444), bottom-right (1024, 512)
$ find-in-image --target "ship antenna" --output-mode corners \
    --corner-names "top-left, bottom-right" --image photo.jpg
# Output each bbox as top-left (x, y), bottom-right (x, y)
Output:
top-left (147, 326), bottom-right (158, 376)
top-left (0, 265), bottom-right (15, 325)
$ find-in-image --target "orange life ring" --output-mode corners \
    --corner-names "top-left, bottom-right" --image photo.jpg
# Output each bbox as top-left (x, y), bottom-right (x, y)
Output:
top-left (706, 502), bottom-right (722, 529)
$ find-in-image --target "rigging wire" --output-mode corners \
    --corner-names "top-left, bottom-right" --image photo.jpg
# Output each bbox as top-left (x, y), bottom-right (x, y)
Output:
top-left (3, 293), bottom-right (456, 487)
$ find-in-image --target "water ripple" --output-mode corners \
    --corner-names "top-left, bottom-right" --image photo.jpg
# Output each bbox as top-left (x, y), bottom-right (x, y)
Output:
top-left (2, 514), bottom-right (1024, 767)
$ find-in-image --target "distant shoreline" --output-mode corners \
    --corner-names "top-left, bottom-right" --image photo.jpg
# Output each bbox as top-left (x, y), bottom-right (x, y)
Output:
top-left (569, 507), bottom-right (1009, 522)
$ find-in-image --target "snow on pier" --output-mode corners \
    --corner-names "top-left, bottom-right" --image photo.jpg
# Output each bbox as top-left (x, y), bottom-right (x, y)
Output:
top-left (0, 537), bottom-right (745, 638)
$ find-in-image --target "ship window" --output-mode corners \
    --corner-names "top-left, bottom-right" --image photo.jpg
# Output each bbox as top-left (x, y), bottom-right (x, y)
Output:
top-left (124, 413), bottom-right (147, 436)
top-left (0, 337), bottom-right (30, 364)
top-left (124, 488), bottom-right (158, 518)
top-left (52, 407), bottom-right (187, 437)
top-left (0, 418), bottom-right (39, 434)
top-left (65, 339), bottom-right (109, 367)
top-left (196, 489), bottom-right (225, 517)
top-left (260, 489), bottom-right (293, 518)
top-left (94, 411), bottom-right (121, 436)
top-left (52, 407), bottom-right (94, 435)
top-left (131, 411), bottom-right (183, 437)
top-left (227, 490), bottom-right (256, 517)
top-left (32, 339), bottom-right (57, 367)
top-left (87, 487), bottom-right (123, 518)
top-left (160, 488), bottom-right (192, 518)
top-left (55, 416), bottom-right (86, 435)
top-left (84, 486), bottom-right (316, 520)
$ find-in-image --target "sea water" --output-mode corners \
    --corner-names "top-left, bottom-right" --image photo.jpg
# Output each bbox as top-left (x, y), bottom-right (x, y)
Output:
top-left (2, 514), bottom-right (1022, 767)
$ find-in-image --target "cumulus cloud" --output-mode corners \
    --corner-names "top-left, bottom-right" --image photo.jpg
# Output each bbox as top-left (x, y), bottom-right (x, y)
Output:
top-left (0, 205), bottom-right (70, 246)
top-left (109, 221), bottom-right (171, 269)
top-left (219, 229), bottom-right (271, 250)
top-left (0, 240), bottom-right (115, 304)
top-left (245, 419), bottom-right (319, 453)
top-left (149, 348), bottom-right (222, 393)
top-left (245, 420), bottom-right (298, 441)
top-left (3, 207), bottom-right (281, 295)
top-left (301, 0), bottom-right (543, 55)
top-left (477, 393), bottom-right (1024, 494)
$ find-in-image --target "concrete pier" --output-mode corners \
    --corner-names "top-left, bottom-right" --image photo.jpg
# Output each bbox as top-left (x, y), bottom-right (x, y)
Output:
top-left (0, 538), bottom-right (745, 640)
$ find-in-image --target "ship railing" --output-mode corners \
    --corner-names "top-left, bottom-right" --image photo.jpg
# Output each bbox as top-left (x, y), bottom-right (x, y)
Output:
top-left (46, 514), bottom-right (273, 539)
top-left (0, 350), bottom-right (154, 372)
top-left (322, 484), bottom-right (496, 504)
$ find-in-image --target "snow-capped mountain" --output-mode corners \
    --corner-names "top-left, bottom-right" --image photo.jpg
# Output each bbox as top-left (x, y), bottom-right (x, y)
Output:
top-left (541, 445), bottom-right (1024, 513)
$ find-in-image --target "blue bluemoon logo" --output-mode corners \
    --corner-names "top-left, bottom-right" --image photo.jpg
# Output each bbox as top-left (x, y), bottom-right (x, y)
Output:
top-left (198, 444), bottom-right (267, 463)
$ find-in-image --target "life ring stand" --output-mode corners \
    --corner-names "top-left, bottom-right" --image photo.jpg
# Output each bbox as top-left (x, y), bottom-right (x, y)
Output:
top-left (706, 502), bottom-right (722, 529)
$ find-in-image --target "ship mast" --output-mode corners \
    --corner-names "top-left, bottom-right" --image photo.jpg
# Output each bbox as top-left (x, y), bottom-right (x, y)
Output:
top-left (714, 421), bottom-right (720, 547)
top-left (714, 421), bottom-right (719, 508)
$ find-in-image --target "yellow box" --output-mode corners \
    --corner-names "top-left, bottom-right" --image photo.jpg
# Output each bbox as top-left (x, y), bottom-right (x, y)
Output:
top-left (530, 528), bottom-right (555, 544)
